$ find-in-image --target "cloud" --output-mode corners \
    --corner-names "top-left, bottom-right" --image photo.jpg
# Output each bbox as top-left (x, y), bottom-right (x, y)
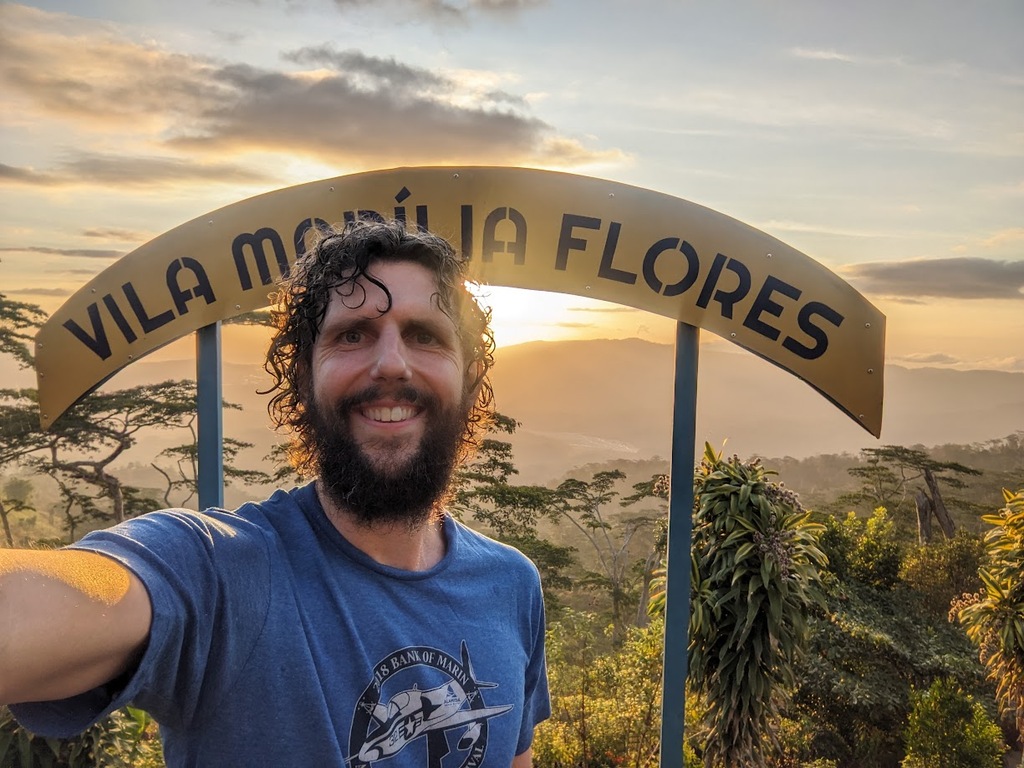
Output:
top-left (0, 163), bottom-right (61, 186)
top-left (553, 321), bottom-right (598, 329)
top-left (326, 0), bottom-right (545, 22)
top-left (282, 47), bottom-right (449, 93)
top-left (787, 47), bottom-right (971, 80)
top-left (567, 306), bottom-right (637, 314)
top-left (983, 228), bottom-right (1024, 248)
top-left (0, 5), bottom-right (616, 182)
top-left (1, 154), bottom-right (272, 189)
top-left (166, 61), bottom-right (558, 166)
top-left (1, 287), bottom-right (73, 297)
top-left (789, 48), bottom-right (857, 64)
top-left (81, 228), bottom-right (150, 242)
top-left (0, 246), bottom-right (122, 259)
top-left (843, 257), bottom-right (1024, 300)
top-left (893, 352), bottom-right (960, 365)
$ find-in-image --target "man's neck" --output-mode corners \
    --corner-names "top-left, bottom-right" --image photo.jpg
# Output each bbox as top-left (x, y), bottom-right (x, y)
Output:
top-left (315, 481), bottom-right (447, 571)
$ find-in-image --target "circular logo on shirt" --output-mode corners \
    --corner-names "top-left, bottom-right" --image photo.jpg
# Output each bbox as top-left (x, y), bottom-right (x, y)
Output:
top-left (348, 641), bottom-right (513, 768)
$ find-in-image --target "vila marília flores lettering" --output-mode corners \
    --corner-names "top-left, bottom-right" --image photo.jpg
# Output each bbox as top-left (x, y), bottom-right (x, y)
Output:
top-left (62, 204), bottom-right (844, 364)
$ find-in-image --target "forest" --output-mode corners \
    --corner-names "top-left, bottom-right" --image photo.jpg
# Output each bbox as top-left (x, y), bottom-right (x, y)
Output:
top-left (2, 292), bottom-right (1023, 768)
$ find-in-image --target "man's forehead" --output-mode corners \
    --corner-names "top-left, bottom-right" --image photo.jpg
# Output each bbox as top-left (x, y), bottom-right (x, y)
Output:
top-left (323, 261), bottom-right (453, 321)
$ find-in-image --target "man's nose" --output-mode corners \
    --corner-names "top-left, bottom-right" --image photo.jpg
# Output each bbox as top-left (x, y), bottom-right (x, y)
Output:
top-left (370, 332), bottom-right (412, 380)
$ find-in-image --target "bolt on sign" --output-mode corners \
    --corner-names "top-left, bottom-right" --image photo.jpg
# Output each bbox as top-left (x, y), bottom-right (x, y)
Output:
top-left (35, 166), bottom-right (885, 434)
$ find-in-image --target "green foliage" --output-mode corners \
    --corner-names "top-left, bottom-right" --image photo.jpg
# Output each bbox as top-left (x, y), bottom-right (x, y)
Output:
top-left (900, 678), bottom-right (1004, 768)
top-left (688, 444), bottom-right (827, 768)
top-left (0, 705), bottom-right (164, 768)
top-left (901, 530), bottom-right (984, 617)
top-left (794, 580), bottom-right (988, 767)
top-left (451, 413), bottom-right (577, 611)
top-left (839, 444), bottom-right (983, 536)
top-left (957, 487), bottom-right (1024, 747)
top-left (0, 294), bottom-right (46, 370)
top-left (23, 380), bottom-right (208, 533)
top-left (555, 470), bottom-right (661, 644)
top-left (820, 508), bottom-right (902, 590)
top-left (534, 613), bottom-right (681, 767)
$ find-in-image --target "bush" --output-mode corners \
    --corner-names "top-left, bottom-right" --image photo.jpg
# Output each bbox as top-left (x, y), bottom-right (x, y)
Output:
top-left (901, 678), bottom-right (1004, 768)
top-left (901, 529), bottom-right (984, 617)
top-left (820, 508), bottom-right (901, 590)
top-left (534, 612), bottom-right (666, 767)
top-left (0, 705), bottom-right (164, 768)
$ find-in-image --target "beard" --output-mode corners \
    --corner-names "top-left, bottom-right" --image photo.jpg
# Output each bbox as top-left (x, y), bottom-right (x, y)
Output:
top-left (308, 384), bottom-right (467, 528)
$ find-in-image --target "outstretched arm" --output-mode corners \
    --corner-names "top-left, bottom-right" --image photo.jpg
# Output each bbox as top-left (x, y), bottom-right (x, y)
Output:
top-left (0, 549), bottom-right (151, 705)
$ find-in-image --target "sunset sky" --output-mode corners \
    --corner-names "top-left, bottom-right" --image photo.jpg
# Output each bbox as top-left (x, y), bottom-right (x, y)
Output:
top-left (1, 0), bottom-right (1022, 374)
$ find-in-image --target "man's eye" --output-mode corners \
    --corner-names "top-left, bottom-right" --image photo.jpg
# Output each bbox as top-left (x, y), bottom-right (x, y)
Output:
top-left (413, 332), bottom-right (436, 345)
top-left (342, 330), bottom-right (362, 343)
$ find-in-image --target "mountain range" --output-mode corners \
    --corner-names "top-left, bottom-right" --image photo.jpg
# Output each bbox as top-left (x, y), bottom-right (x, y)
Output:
top-left (18, 336), bottom-right (1017, 487)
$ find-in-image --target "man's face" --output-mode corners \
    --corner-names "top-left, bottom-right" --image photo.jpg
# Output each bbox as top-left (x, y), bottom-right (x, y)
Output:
top-left (307, 260), bottom-right (472, 525)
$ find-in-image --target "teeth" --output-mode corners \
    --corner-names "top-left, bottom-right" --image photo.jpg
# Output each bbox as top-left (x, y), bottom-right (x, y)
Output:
top-left (364, 406), bottom-right (415, 423)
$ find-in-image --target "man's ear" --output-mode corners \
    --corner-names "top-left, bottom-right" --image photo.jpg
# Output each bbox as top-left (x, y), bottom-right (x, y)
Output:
top-left (464, 359), bottom-right (485, 401)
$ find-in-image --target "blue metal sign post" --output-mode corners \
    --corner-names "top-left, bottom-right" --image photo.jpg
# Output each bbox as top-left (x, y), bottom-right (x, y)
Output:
top-left (196, 322), bottom-right (224, 511)
top-left (660, 321), bottom-right (700, 767)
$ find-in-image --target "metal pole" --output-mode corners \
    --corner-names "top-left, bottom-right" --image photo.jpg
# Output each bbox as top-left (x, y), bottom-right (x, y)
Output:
top-left (196, 322), bottom-right (224, 511)
top-left (660, 321), bottom-right (699, 768)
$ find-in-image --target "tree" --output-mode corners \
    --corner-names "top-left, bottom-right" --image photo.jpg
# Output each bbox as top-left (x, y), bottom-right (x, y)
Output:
top-left (901, 529), bottom-right (985, 618)
top-left (841, 446), bottom-right (981, 542)
top-left (152, 406), bottom-right (271, 507)
top-left (957, 487), bottom-right (1024, 757)
top-left (0, 295), bottom-right (46, 547)
top-left (0, 292), bottom-right (46, 370)
top-left (451, 413), bottom-right (577, 607)
top-left (901, 678), bottom-right (1004, 768)
top-left (29, 380), bottom-right (203, 531)
top-left (534, 612), bottom-right (669, 768)
top-left (819, 508), bottom-right (902, 591)
top-left (554, 469), bottom-right (662, 644)
top-left (684, 444), bottom-right (827, 768)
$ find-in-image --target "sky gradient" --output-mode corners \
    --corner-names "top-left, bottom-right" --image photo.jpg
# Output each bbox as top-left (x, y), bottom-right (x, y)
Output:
top-left (1, 0), bottom-right (1022, 371)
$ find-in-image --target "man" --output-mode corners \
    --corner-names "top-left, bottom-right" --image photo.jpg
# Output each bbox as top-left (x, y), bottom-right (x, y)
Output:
top-left (0, 219), bottom-right (550, 766)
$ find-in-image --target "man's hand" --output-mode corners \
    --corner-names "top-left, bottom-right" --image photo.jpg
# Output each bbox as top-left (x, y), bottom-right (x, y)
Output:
top-left (0, 549), bottom-right (152, 705)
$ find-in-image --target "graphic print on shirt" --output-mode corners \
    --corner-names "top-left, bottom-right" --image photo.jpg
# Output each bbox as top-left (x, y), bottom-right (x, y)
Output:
top-left (348, 641), bottom-right (514, 767)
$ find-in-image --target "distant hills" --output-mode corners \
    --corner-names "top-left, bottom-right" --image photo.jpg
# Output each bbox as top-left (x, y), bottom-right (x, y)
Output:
top-left (490, 338), bottom-right (1024, 482)
top-left (6, 337), bottom-right (1023, 487)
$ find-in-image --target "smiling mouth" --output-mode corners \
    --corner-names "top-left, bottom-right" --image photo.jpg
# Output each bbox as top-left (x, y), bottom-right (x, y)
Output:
top-left (361, 405), bottom-right (420, 423)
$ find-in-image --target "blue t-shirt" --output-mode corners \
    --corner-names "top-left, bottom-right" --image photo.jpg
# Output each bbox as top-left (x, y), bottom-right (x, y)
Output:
top-left (12, 484), bottom-right (550, 767)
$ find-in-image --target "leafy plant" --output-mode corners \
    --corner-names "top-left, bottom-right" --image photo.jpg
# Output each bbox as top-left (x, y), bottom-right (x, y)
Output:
top-left (0, 705), bottom-right (164, 768)
top-left (957, 487), bottom-right (1024, 752)
top-left (901, 678), bottom-right (1004, 768)
top-left (535, 613), bottom-right (699, 767)
top-left (687, 444), bottom-right (827, 767)
top-left (901, 529), bottom-right (984, 617)
top-left (819, 508), bottom-right (902, 591)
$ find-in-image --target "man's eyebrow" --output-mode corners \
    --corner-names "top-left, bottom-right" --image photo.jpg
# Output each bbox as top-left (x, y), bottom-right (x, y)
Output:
top-left (320, 316), bottom-right (372, 336)
top-left (403, 317), bottom-right (457, 338)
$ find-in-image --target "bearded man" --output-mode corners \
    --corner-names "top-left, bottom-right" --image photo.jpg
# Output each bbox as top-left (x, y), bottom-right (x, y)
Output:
top-left (1, 220), bottom-right (550, 767)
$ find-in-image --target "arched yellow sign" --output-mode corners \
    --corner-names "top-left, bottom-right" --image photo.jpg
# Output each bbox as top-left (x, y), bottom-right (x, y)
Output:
top-left (35, 166), bottom-right (885, 434)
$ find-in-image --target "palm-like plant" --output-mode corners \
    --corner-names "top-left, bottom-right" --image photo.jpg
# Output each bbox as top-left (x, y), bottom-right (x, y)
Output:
top-left (957, 487), bottom-right (1024, 755)
top-left (684, 443), bottom-right (827, 767)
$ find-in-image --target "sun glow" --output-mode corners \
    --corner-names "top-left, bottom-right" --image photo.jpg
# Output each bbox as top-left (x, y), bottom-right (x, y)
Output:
top-left (471, 285), bottom-right (673, 348)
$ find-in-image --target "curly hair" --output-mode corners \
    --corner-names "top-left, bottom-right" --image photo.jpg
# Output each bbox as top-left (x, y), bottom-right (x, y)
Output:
top-left (264, 218), bottom-right (495, 476)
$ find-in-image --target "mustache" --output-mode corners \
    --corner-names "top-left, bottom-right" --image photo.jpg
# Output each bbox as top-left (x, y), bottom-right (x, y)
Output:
top-left (335, 385), bottom-right (434, 413)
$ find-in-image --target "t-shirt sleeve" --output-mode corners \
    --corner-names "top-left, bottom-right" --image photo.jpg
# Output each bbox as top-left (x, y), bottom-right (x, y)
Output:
top-left (10, 508), bottom-right (272, 738)
top-left (517, 563), bottom-right (551, 755)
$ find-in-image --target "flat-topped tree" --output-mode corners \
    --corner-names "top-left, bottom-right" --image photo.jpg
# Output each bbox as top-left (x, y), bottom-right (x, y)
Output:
top-left (0, 294), bottom-right (47, 547)
top-left (30, 380), bottom-right (201, 529)
top-left (843, 445), bottom-right (982, 543)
